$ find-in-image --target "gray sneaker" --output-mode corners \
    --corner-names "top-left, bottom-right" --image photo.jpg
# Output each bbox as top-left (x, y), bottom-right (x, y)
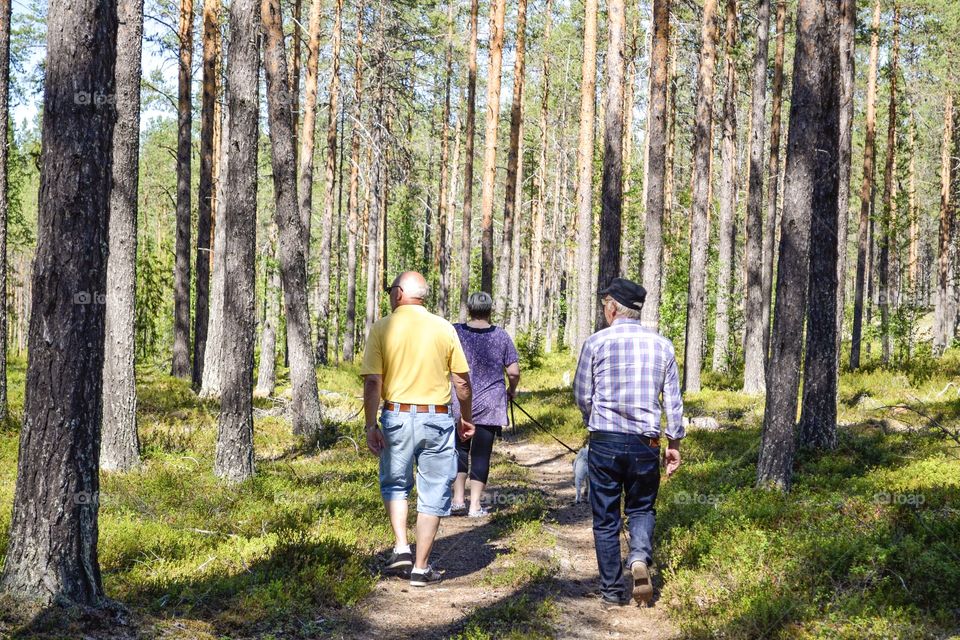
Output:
top-left (409, 565), bottom-right (444, 587)
top-left (384, 550), bottom-right (413, 576)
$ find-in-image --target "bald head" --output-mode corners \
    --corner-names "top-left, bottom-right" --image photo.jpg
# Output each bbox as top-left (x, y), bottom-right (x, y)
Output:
top-left (390, 271), bottom-right (429, 309)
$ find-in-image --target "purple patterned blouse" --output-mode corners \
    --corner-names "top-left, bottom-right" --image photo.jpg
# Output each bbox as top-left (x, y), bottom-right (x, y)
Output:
top-left (450, 324), bottom-right (519, 426)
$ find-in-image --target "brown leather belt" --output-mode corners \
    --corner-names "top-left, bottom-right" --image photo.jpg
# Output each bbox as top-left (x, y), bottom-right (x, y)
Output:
top-left (382, 401), bottom-right (450, 414)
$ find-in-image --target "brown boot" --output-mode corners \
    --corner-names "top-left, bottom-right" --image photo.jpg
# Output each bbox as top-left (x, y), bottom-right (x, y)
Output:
top-left (631, 561), bottom-right (653, 604)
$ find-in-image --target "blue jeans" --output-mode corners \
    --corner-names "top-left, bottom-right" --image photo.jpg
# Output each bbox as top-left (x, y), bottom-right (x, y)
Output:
top-left (588, 432), bottom-right (661, 601)
top-left (379, 408), bottom-right (458, 517)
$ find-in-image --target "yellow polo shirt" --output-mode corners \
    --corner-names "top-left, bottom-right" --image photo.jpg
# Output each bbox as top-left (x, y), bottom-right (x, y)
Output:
top-left (360, 304), bottom-right (470, 405)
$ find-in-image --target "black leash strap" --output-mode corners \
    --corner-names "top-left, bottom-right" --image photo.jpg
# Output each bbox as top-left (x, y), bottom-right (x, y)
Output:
top-left (509, 398), bottom-right (580, 455)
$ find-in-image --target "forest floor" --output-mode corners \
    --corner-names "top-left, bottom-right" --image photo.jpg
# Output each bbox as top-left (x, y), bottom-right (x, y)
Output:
top-left (0, 349), bottom-right (959, 639)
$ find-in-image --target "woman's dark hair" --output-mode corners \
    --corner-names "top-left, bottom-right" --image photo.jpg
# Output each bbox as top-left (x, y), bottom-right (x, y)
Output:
top-left (466, 291), bottom-right (494, 320)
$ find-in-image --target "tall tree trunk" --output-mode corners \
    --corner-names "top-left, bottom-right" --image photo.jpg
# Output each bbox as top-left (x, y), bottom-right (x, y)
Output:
top-left (596, 0), bottom-right (626, 329)
top-left (742, 0), bottom-right (771, 393)
top-left (908, 118), bottom-right (918, 295)
top-left (849, 0), bottom-right (881, 369)
top-left (573, 0), bottom-right (598, 350)
top-left (495, 0), bottom-right (527, 319)
top-left (437, 0), bottom-right (455, 317)
top-left (641, 0), bottom-right (670, 328)
top-left (459, 0), bottom-right (480, 319)
top-left (0, 0), bottom-right (118, 604)
top-left (215, 0), bottom-right (260, 483)
top-left (620, 9), bottom-right (638, 278)
top-left (761, 0), bottom-right (787, 361)
top-left (192, 0), bottom-right (219, 387)
top-left (298, 0), bottom-right (323, 260)
top-left (255, 236), bottom-right (280, 397)
top-left (261, 0), bottom-right (324, 437)
top-left (290, 0), bottom-right (301, 157)
top-left (364, 2), bottom-right (387, 336)
top-left (507, 122), bottom-right (524, 335)
top-left (835, 0), bottom-right (855, 352)
top-left (102, 0), bottom-right (143, 472)
top-left (530, 0), bottom-right (552, 330)
top-left (0, 0), bottom-right (8, 423)
top-left (479, 0), bottom-right (507, 295)
top-left (343, 0), bottom-right (365, 362)
top-left (712, 0), bottom-right (738, 372)
top-left (757, 0), bottom-right (840, 490)
top-left (172, 0), bottom-right (194, 379)
top-left (681, 0), bottom-right (719, 393)
top-left (316, 0), bottom-right (344, 365)
top-left (878, 5), bottom-right (899, 365)
top-left (934, 96), bottom-right (957, 354)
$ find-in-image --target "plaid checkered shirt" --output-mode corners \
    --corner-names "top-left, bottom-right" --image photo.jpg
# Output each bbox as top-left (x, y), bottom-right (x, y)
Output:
top-left (573, 318), bottom-right (685, 440)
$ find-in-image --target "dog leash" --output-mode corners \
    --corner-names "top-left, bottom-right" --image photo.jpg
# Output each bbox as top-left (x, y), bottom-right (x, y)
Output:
top-left (509, 398), bottom-right (580, 455)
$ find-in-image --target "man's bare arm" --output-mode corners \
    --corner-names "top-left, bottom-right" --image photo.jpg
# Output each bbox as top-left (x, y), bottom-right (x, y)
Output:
top-left (363, 374), bottom-right (385, 455)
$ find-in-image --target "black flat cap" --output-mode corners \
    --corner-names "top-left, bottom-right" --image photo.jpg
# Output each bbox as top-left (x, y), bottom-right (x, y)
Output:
top-left (599, 277), bottom-right (647, 310)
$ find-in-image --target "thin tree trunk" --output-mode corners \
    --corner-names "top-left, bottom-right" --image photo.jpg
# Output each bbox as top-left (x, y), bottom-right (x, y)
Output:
top-left (835, 0), bottom-right (855, 352)
top-left (934, 95), bottom-right (957, 354)
top-left (596, 0), bottom-right (626, 329)
top-left (479, 0), bottom-right (507, 294)
top-left (290, 0), bottom-right (301, 157)
top-left (215, 0), bottom-right (260, 483)
top-left (762, 0), bottom-right (788, 362)
top-left (849, 0), bottom-right (881, 369)
top-left (192, 0), bottom-right (219, 388)
top-left (437, 0), bottom-right (455, 317)
top-left (712, 0), bottom-right (738, 372)
top-left (343, 0), bottom-right (365, 362)
top-left (642, 0), bottom-right (670, 328)
top-left (0, 0), bottom-right (9, 423)
top-left (878, 5), bottom-right (899, 365)
top-left (0, 0), bottom-right (118, 603)
top-left (255, 236), bottom-right (280, 397)
top-left (459, 0), bottom-right (480, 319)
top-left (620, 10), bottom-right (637, 278)
top-left (530, 0), bottom-right (552, 329)
top-left (298, 0), bottom-right (323, 260)
top-left (507, 122), bottom-right (524, 336)
top-left (908, 117), bottom-right (918, 294)
top-left (102, 0), bottom-right (144, 472)
top-left (742, 0), bottom-right (771, 393)
top-left (681, 0), bottom-right (719, 393)
top-left (172, 0), bottom-right (194, 379)
top-left (364, 2), bottom-right (387, 336)
top-left (757, 0), bottom-right (839, 489)
top-left (495, 0), bottom-right (527, 319)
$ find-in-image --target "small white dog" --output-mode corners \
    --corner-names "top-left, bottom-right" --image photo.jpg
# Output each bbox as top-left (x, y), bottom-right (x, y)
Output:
top-left (573, 445), bottom-right (589, 503)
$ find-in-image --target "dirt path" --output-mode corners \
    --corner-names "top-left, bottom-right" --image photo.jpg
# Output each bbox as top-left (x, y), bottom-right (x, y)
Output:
top-left (353, 441), bottom-right (678, 639)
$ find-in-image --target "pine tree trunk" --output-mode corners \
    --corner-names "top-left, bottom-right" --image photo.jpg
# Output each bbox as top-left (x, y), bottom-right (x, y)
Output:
top-left (102, 0), bottom-right (143, 473)
top-left (0, 0), bottom-right (118, 604)
top-left (0, 0), bottom-right (9, 423)
top-left (934, 95), bottom-right (957, 354)
top-left (479, 0), bottom-right (507, 295)
top-left (343, 0), bottom-right (365, 362)
top-left (255, 238), bottom-right (280, 397)
top-left (215, 0), bottom-right (260, 483)
top-left (620, 10), bottom-right (637, 278)
top-left (641, 0), bottom-right (670, 328)
top-left (681, 0), bottom-right (719, 393)
top-left (596, 0), bottom-right (626, 330)
top-left (908, 119), bottom-right (918, 294)
top-left (364, 3), bottom-right (387, 336)
top-left (172, 0), bottom-right (194, 379)
top-left (757, 0), bottom-right (839, 490)
top-left (761, 0), bottom-right (787, 362)
top-left (742, 0), bottom-right (771, 394)
top-left (495, 0), bottom-right (527, 320)
top-left (878, 6), bottom-right (899, 365)
top-left (192, 0), bottom-right (219, 388)
top-left (437, 0), bottom-right (454, 317)
top-left (508, 119), bottom-right (525, 335)
top-left (712, 0), bottom-right (738, 373)
top-left (835, 0), bottom-right (855, 352)
top-left (849, 0), bottom-right (881, 369)
top-left (316, 0), bottom-right (344, 365)
top-left (459, 0), bottom-right (480, 319)
top-left (530, 0), bottom-right (552, 330)
top-left (298, 0), bottom-right (323, 260)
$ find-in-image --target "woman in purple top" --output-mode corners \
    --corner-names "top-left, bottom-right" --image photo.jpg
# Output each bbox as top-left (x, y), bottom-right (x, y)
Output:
top-left (451, 292), bottom-right (520, 517)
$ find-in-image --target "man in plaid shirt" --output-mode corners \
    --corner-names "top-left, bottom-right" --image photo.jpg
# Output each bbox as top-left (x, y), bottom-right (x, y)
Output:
top-left (574, 277), bottom-right (684, 609)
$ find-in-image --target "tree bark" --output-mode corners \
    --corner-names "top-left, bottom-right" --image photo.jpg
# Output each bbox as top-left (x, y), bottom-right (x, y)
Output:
top-left (596, 0), bottom-right (626, 330)
top-left (761, 0), bottom-right (787, 362)
top-left (507, 120), bottom-right (524, 335)
top-left (712, 0), bottom-right (738, 372)
top-left (343, 0), bottom-right (365, 362)
top-left (742, 0), bottom-right (771, 393)
top-left (494, 0), bottom-right (527, 319)
top-left (0, 0), bottom-right (118, 604)
top-left (849, 0), bottom-right (881, 369)
top-left (364, 2), bottom-right (387, 336)
top-left (0, 0), bottom-right (8, 423)
top-left (459, 0), bottom-right (480, 319)
top-left (530, 0), bottom-right (552, 330)
top-left (479, 0), bottom-right (507, 295)
top-left (316, 0), bottom-right (344, 365)
top-left (835, 0), bottom-right (855, 353)
top-left (298, 0), bottom-right (323, 260)
top-left (878, 6), bottom-right (899, 365)
top-left (681, 0), bottom-right (719, 393)
top-left (641, 0), bottom-right (670, 329)
top-left (215, 0), bottom-right (260, 483)
top-left (192, 0), bottom-right (220, 388)
top-left (437, 0), bottom-right (455, 317)
top-left (172, 0), bottom-right (194, 379)
top-left (102, 0), bottom-right (143, 473)
top-left (255, 236), bottom-right (280, 397)
top-left (935, 95), bottom-right (957, 353)
top-left (757, 0), bottom-right (839, 490)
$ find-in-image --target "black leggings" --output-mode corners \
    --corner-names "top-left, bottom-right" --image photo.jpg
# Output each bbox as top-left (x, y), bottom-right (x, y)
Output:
top-left (456, 424), bottom-right (499, 484)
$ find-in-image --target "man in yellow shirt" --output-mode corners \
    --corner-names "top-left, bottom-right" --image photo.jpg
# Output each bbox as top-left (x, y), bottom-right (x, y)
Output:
top-left (361, 271), bottom-right (475, 587)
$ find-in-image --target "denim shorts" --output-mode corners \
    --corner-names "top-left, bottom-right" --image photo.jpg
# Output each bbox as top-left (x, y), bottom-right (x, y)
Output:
top-left (378, 408), bottom-right (458, 516)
